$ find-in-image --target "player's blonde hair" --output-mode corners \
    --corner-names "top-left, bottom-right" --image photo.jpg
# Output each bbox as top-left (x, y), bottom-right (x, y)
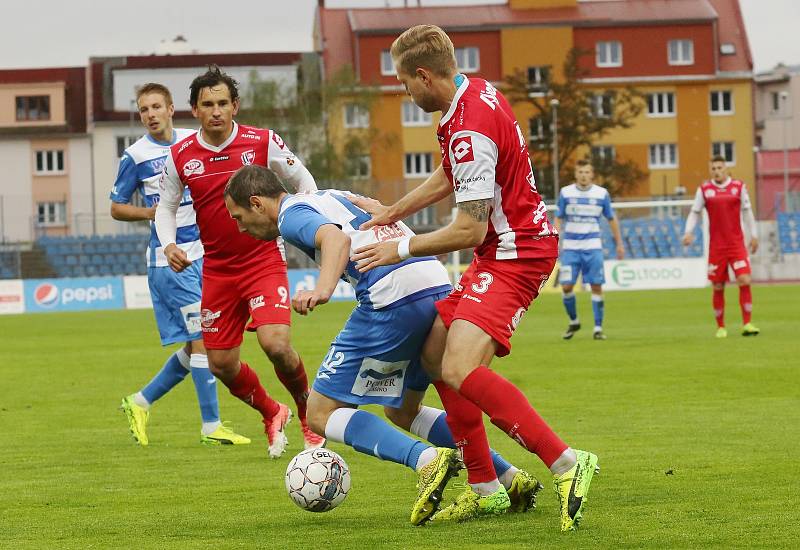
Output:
top-left (136, 83), bottom-right (173, 106)
top-left (390, 25), bottom-right (457, 78)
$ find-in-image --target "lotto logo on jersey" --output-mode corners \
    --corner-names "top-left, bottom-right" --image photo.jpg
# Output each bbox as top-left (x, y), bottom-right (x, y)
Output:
top-left (272, 133), bottom-right (285, 149)
top-left (451, 136), bottom-right (474, 164)
top-left (241, 150), bottom-right (255, 165)
top-left (183, 159), bottom-right (205, 177)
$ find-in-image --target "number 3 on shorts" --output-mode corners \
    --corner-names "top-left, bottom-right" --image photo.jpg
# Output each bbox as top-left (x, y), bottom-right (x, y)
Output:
top-left (471, 272), bottom-right (494, 294)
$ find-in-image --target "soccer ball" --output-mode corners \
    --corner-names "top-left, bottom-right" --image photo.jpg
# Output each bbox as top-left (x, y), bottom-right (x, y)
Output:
top-left (285, 448), bottom-right (351, 512)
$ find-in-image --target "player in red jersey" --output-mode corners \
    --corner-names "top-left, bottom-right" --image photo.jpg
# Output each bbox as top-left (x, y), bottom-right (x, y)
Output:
top-left (154, 66), bottom-right (325, 457)
top-left (682, 156), bottom-right (760, 337)
top-left (350, 25), bottom-right (597, 530)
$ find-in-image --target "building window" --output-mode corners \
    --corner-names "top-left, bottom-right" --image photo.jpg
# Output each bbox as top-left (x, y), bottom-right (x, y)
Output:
top-left (35, 150), bottom-right (65, 174)
top-left (404, 153), bottom-right (433, 177)
top-left (455, 47), bottom-right (479, 73)
top-left (409, 205), bottom-right (437, 227)
top-left (16, 95), bottom-right (50, 121)
top-left (712, 142), bottom-right (735, 165)
top-left (647, 92), bottom-right (676, 117)
top-left (343, 103), bottom-right (369, 128)
top-left (668, 39), bottom-right (694, 65)
top-left (596, 41), bottom-right (622, 68)
top-left (710, 90), bottom-right (733, 114)
top-left (527, 66), bottom-right (550, 95)
top-left (346, 155), bottom-right (371, 179)
top-left (591, 145), bottom-right (616, 164)
top-left (380, 50), bottom-right (394, 76)
top-left (116, 136), bottom-right (138, 158)
top-left (529, 117), bottom-right (545, 141)
top-left (37, 202), bottom-right (66, 227)
top-left (594, 93), bottom-right (613, 118)
top-left (649, 144), bottom-right (678, 169)
top-left (401, 100), bottom-right (432, 126)
top-left (720, 43), bottom-right (736, 55)
top-left (771, 91), bottom-right (782, 113)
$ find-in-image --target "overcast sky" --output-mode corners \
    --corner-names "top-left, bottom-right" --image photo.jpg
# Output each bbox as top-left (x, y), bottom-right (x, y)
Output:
top-left (0, 0), bottom-right (796, 73)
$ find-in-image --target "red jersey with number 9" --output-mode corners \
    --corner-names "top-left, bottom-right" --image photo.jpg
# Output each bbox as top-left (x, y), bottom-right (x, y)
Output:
top-left (437, 76), bottom-right (558, 261)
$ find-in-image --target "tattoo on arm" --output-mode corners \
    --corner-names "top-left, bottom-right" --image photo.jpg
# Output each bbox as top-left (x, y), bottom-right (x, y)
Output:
top-left (458, 199), bottom-right (491, 222)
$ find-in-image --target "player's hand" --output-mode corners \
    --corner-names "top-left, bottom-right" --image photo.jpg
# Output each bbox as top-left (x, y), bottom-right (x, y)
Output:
top-left (346, 195), bottom-right (394, 231)
top-left (351, 241), bottom-right (401, 272)
top-left (164, 243), bottom-right (191, 273)
top-left (292, 289), bottom-right (331, 315)
top-left (681, 233), bottom-right (694, 246)
top-left (616, 244), bottom-right (625, 260)
top-left (749, 237), bottom-right (759, 254)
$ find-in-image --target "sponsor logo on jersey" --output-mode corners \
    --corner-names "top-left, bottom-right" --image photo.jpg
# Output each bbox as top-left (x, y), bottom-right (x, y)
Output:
top-left (451, 136), bottom-right (474, 163)
top-left (249, 295), bottom-right (265, 310)
top-left (34, 283), bottom-right (59, 308)
top-left (506, 307), bottom-right (527, 334)
top-left (286, 156), bottom-right (295, 166)
top-left (178, 140), bottom-right (194, 154)
top-left (733, 260), bottom-right (747, 270)
top-left (351, 357), bottom-right (408, 398)
top-left (210, 155), bottom-right (230, 162)
top-left (183, 159), bottom-right (205, 177)
top-left (201, 308), bottom-right (221, 328)
top-left (704, 189), bottom-right (716, 198)
top-left (454, 174), bottom-right (485, 193)
top-left (731, 187), bottom-right (739, 196)
top-left (241, 132), bottom-right (261, 140)
top-left (372, 223), bottom-right (406, 242)
top-left (241, 150), bottom-right (255, 165)
top-left (479, 82), bottom-right (500, 110)
top-left (272, 133), bottom-right (285, 149)
top-left (149, 158), bottom-right (166, 173)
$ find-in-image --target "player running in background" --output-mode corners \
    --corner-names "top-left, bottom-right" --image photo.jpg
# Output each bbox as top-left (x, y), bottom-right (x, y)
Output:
top-left (350, 25), bottom-right (598, 531)
top-left (555, 159), bottom-right (624, 341)
top-left (155, 66), bottom-right (324, 457)
top-left (682, 156), bottom-right (760, 338)
top-left (223, 165), bottom-right (544, 525)
top-left (111, 83), bottom-right (249, 446)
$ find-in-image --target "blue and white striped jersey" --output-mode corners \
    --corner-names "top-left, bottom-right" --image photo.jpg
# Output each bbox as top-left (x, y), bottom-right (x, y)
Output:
top-left (110, 129), bottom-right (203, 267)
top-left (278, 190), bottom-right (452, 310)
top-left (555, 184), bottom-right (615, 251)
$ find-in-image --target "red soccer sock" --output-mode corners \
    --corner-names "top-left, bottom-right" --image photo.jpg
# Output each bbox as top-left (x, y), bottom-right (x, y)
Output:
top-left (433, 380), bottom-right (496, 484)
top-left (226, 362), bottom-right (280, 421)
top-left (459, 366), bottom-right (568, 469)
top-left (713, 287), bottom-right (726, 328)
top-left (274, 358), bottom-right (310, 421)
top-left (739, 285), bottom-right (752, 324)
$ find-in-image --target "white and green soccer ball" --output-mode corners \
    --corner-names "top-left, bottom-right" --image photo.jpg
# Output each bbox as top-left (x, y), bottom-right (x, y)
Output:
top-left (285, 448), bottom-right (351, 512)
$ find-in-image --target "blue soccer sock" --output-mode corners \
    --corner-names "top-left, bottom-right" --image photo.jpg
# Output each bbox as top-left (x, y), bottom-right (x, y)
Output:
top-left (189, 353), bottom-right (221, 431)
top-left (592, 293), bottom-right (605, 330)
top-left (562, 291), bottom-right (578, 322)
top-left (325, 409), bottom-right (429, 472)
top-left (410, 406), bottom-right (513, 480)
top-left (140, 349), bottom-right (190, 405)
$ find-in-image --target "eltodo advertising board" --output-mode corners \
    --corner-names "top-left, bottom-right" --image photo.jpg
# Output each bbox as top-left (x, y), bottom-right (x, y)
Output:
top-left (0, 279), bottom-right (24, 314)
top-left (24, 277), bottom-right (126, 313)
top-left (602, 258), bottom-right (708, 291)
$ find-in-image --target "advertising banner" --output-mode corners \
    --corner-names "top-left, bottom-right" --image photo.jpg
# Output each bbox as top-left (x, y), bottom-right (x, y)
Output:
top-left (0, 279), bottom-right (24, 314)
top-left (602, 258), bottom-right (708, 291)
top-left (123, 276), bottom-right (153, 309)
top-left (24, 277), bottom-right (126, 313)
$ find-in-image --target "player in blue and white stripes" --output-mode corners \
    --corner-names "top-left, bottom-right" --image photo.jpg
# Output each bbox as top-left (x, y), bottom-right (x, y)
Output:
top-left (555, 159), bottom-right (624, 340)
top-left (111, 83), bottom-right (248, 446)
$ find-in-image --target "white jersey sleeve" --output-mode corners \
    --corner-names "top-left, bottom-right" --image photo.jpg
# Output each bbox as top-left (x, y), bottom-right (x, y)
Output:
top-left (448, 130), bottom-right (497, 203)
top-left (740, 184), bottom-right (758, 239)
top-left (154, 153), bottom-right (184, 248)
top-left (684, 187), bottom-right (705, 234)
top-left (267, 130), bottom-right (318, 194)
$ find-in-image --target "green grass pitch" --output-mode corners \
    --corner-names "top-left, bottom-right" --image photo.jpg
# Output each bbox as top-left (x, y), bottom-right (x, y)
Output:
top-left (1, 285), bottom-right (798, 548)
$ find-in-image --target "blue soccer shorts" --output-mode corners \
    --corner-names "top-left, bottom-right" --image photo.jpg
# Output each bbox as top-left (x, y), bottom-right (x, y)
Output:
top-left (312, 290), bottom-right (449, 408)
top-left (559, 248), bottom-right (606, 286)
top-left (148, 259), bottom-right (203, 346)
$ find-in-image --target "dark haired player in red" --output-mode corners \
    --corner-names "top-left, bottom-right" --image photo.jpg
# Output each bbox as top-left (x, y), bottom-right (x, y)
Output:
top-left (155, 66), bottom-right (324, 457)
top-left (683, 156), bottom-right (760, 338)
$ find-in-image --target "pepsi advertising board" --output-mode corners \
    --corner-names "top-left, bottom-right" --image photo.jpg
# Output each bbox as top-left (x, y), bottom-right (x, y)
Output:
top-left (24, 277), bottom-right (126, 313)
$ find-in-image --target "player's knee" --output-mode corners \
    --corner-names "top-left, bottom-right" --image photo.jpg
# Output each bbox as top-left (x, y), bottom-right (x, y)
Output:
top-left (737, 275), bottom-right (751, 286)
top-left (262, 341), bottom-right (295, 369)
top-left (306, 393), bottom-right (333, 437)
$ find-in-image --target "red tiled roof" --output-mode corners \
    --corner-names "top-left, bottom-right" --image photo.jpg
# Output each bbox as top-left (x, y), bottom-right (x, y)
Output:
top-left (706, 0), bottom-right (752, 72)
top-left (318, 8), bottom-right (354, 77)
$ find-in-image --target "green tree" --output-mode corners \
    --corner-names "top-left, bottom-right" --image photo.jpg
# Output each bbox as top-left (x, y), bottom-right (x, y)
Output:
top-left (503, 48), bottom-right (647, 198)
top-left (237, 56), bottom-right (395, 193)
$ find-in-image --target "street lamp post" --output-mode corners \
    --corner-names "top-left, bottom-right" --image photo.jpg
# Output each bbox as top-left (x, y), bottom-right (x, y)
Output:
top-left (550, 98), bottom-right (560, 202)
top-left (781, 90), bottom-right (791, 212)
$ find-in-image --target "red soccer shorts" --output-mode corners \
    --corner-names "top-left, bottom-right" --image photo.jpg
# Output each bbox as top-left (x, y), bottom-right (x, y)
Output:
top-left (707, 247), bottom-right (751, 283)
top-left (435, 256), bottom-right (556, 357)
top-left (199, 265), bottom-right (291, 350)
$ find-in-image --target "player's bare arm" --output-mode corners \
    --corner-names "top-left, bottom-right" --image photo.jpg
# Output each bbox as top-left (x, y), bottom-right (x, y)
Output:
top-left (292, 225), bottom-right (351, 316)
top-left (352, 198), bottom-right (489, 273)
top-left (358, 165), bottom-right (452, 230)
top-left (609, 217), bottom-right (625, 259)
top-left (110, 202), bottom-right (157, 222)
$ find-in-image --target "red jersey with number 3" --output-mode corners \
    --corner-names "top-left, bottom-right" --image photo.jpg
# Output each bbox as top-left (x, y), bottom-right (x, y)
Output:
top-left (437, 76), bottom-right (558, 261)
top-left (691, 178), bottom-right (751, 252)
